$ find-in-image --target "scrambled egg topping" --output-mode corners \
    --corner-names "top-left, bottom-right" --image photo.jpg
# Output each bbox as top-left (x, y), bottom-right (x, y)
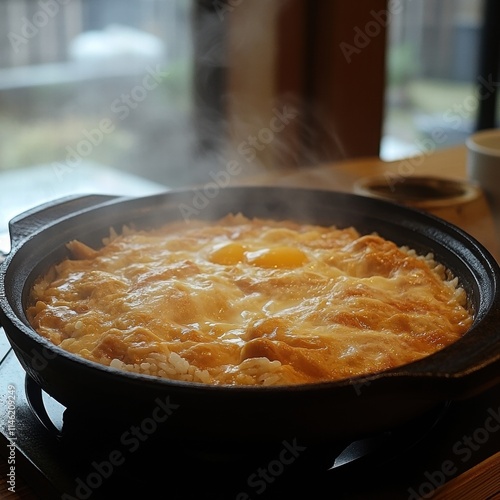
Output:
top-left (26, 214), bottom-right (473, 385)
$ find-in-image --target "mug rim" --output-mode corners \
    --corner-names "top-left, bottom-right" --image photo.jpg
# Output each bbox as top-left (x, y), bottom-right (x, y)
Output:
top-left (466, 128), bottom-right (500, 157)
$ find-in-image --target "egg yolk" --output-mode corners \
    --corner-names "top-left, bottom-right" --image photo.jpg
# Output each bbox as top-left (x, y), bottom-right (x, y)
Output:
top-left (245, 246), bottom-right (308, 268)
top-left (209, 243), bottom-right (246, 265)
top-left (210, 243), bottom-right (308, 269)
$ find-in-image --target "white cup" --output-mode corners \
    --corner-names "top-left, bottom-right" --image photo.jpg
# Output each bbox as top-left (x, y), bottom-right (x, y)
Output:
top-left (466, 128), bottom-right (500, 243)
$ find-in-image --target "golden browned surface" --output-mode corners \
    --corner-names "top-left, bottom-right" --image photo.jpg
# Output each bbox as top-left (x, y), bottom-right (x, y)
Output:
top-left (26, 214), bottom-right (472, 386)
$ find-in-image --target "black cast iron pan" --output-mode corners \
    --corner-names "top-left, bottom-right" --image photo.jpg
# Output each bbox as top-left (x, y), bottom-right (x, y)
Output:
top-left (0, 187), bottom-right (499, 446)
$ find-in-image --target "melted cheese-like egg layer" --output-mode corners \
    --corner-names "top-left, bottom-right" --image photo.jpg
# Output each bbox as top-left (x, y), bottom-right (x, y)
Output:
top-left (26, 214), bottom-right (473, 386)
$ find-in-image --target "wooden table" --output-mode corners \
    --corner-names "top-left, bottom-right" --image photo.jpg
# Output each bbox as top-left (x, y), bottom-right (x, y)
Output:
top-left (1, 145), bottom-right (499, 499)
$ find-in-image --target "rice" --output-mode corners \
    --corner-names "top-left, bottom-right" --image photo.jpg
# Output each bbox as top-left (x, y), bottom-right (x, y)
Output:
top-left (110, 352), bottom-right (285, 386)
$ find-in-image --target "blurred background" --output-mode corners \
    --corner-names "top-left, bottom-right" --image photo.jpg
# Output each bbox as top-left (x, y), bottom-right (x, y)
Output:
top-left (0, 0), bottom-right (195, 184)
top-left (0, 0), bottom-right (498, 219)
top-left (383, 0), bottom-right (497, 159)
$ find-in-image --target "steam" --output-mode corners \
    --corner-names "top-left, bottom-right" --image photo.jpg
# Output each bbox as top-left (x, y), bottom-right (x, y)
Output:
top-left (190, 0), bottom-right (347, 189)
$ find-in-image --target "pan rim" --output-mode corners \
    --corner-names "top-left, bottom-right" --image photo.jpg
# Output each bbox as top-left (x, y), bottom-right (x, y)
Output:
top-left (1, 186), bottom-right (499, 396)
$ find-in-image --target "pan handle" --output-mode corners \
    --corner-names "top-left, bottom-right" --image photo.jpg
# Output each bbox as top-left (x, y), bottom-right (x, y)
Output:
top-left (6, 194), bottom-right (121, 251)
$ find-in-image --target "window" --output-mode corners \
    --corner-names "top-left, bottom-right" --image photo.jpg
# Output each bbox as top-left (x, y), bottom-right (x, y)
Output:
top-left (382, 0), bottom-right (497, 160)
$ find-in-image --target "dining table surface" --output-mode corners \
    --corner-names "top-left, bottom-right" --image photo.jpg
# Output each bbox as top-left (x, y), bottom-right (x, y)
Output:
top-left (1, 143), bottom-right (499, 499)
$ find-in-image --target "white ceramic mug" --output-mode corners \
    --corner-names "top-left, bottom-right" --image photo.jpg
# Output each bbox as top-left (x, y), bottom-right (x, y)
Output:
top-left (466, 128), bottom-right (500, 244)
